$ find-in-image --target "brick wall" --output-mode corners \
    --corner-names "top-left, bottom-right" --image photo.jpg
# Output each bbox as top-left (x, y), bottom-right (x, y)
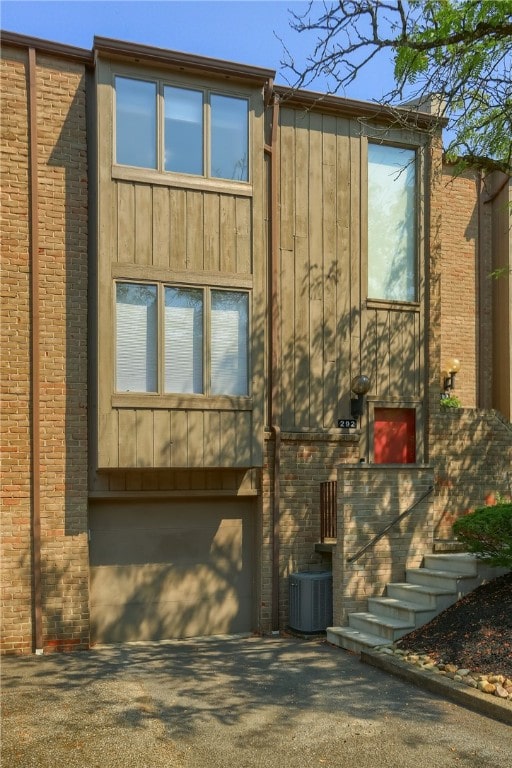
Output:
top-left (439, 167), bottom-right (493, 409)
top-left (0, 47), bottom-right (89, 654)
top-left (332, 466), bottom-right (435, 625)
top-left (430, 408), bottom-right (512, 539)
top-left (261, 432), bottom-right (359, 632)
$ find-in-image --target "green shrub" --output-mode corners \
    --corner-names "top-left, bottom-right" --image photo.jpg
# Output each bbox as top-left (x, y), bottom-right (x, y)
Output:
top-left (453, 503), bottom-right (512, 568)
top-left (440, 394), bottom-right (461, 408)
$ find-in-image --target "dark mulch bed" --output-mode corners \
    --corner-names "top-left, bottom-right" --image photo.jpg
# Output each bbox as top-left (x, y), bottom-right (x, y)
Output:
top-left (396, 572), bottom-right (512, 678)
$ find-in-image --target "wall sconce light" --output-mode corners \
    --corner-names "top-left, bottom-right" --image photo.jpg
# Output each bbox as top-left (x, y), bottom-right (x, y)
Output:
top-left (443, 357), bottom-right (461, 391)
top-left (350, 374), bottom-right (371, 419)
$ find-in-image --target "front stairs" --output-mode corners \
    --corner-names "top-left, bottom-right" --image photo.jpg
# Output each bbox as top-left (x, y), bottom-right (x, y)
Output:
top-left (327, 553), bottom-right (503, 655)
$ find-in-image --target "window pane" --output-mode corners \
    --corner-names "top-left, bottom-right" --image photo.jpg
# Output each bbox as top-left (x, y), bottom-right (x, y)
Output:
top-left (116, 283), bottom-right (157, 392)
top-left (211, 291), bottom-right (248, 395)
top-left (164, 86), bottom-right (203, 175)
top-left (368, 144), bottom-right (416, 301)
top-left (164, 287), bottom-right (203, 393)
top-left (211, 94), bottom-right (248, 181)
top-left (115, 77), bottom-right (157, 169)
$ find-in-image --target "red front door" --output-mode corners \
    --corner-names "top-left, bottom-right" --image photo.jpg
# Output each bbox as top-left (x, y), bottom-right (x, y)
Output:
top-left (374, 408), bottom-right (416, 464)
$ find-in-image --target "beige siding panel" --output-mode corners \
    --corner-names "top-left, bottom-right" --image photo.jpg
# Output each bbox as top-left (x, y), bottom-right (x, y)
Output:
top-left (294, 111), bottom-right (309, 239)
top-left (364, 309), bottom-right (379, 398)
top-left (98, 411), bottom-right (119, 468)
top-left (117, 182), bottom-right (135, 263)
top-left (234, 411), bottom-right (252, 467)
top-left (204, 411), bottom-right (221, 465)
top-left (152, 185), bottom-right (170, 268)
top-left (153, 410), bottom-right (171, 467)
top-left (280, 248), bottom-right (295, 430)
top-left (186, 190), bottom-right (204, 271)
top-left (322, 116), bottom-right (338, 427)
top-left (220, 196), bottom-right (236, 274)
top-left (349, 123), bottom-right (361, 382)
top-left (187, 410), bottom-right (205, 467)
top-left (135, 185), bottom-right (152, 265)
top-left (170, 410), bottom-right (189, 466)
top-left (364, 307), bottom-right (421, 400)
top-left (136, 409), bottom-right (154, 467)
top-left (220, 410), bottom-right (236, 465)
top-left (203, 192), bottom-right (220, 272)
top-left (170, 188), bottom-right (187, 271)
top-left (308, 113), bottom-right (324, 428)
top-left (293, 236), bottom-right (310, 429)
top-left (279, 108), bottom-right (295, 252)
top-left (336, 118), bottom-right (352, 417)
top-left (118, 409), bottom-right (137, 466)
top-left (236, 197), bottom-right (251, 274)
top-left (288, 112), bottom-right (310, 430)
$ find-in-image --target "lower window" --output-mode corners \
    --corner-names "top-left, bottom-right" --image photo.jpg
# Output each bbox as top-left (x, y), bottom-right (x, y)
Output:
top-left (116, 281), bottom-right (249, 397)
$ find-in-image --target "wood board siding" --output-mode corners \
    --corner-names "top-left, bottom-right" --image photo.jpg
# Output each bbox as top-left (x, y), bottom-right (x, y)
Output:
top-left (278, 107), bottom-right (425, 432)
top-left (113, 183), bottom-right (253, 274)
top-left (95, 58), bottom-right (266, 469)
top-left (95, 55), bottom-right (426, 470)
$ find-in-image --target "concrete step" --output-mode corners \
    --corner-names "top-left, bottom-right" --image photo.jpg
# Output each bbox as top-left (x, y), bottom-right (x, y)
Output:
top-left (348, 612), bottom-right (413, 642)
top-left (423, 553), bottom-right (478, 575)
top-left (406, 567), bottom-right (478, 594)
top-left (367, 596), bottom-right (438, 627)
top-left (327, 626), bottom-right (392, 654)
top-left (386, 581), bottom-right (458, 611)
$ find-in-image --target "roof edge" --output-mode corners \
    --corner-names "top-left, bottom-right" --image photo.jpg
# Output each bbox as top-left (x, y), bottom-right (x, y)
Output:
top-left (275, 85), bottom-right (448, 129)
top-left (94, 36), bottom-right (275, 84)
top-left (0, 30), bottom-right (93, 64)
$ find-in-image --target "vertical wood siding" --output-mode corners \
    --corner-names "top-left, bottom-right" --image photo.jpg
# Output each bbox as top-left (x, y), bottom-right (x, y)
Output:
top-left (278, 107), bottom-right (423, 431)
top-left (95, 60), bottom-right (265, 469)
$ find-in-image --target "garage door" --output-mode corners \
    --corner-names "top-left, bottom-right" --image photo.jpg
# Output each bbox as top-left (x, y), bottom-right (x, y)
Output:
top-left (89, 498), bottom-right (255, 643)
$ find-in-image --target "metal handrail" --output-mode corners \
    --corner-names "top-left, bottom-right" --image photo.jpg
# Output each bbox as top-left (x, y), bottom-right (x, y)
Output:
top-left (347, 485), bottom-right (434, 564)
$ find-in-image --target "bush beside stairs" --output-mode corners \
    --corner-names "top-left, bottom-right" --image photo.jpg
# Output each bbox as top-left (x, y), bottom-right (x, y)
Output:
top-left (327, 553), bottom-right (505, 655)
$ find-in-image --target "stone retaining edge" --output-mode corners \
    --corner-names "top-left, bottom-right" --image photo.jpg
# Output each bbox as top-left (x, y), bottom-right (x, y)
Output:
top-left (361, 650), bottom-right (512, 726)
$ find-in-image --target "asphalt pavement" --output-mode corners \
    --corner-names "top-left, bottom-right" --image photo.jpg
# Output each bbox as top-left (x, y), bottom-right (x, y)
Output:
top-left (1, 635), bottom-right (510, 768)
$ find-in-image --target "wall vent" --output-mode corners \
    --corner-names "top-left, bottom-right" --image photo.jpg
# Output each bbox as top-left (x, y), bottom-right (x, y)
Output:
top-left (289, 571), bottom-right (333, 633)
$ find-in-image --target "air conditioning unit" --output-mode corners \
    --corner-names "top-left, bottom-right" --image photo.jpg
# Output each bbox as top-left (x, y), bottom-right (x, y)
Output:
top-left (289, 571), bottom-right (333, 633)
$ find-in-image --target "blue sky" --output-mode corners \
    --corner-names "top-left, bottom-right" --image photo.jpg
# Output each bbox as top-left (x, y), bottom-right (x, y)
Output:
top-left (1, 0), bottom-right (396, 100)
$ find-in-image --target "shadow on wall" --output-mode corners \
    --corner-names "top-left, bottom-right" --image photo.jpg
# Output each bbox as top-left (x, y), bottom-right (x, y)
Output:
top-left (432, 409), bottom-right (512, 538)
top-left (47, 74), bottom-right (89, 538)
top-left (88, 498), bottom-right (255, 643)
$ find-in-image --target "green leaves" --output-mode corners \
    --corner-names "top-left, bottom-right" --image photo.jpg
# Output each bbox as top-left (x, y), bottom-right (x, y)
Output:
top-left (453, 503), bottom-right (512, 568)
top-left (286, 1), bottom-right (512, 173)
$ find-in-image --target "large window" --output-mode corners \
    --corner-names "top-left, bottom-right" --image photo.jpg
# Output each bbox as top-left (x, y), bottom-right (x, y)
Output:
top-left (115, 282), bottom-right (249, 397)
top-left (368, 143), bottom-right (417, 302)
top-left (115, 76), bottom-right (249, 182)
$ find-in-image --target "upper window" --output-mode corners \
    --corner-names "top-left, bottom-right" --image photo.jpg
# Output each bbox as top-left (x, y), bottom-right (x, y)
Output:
top-left (368, 143), bottom-right (417, 302)
top-left (115, 76), bottom-right (249, 182)
top-left (116, 281), bottom-right (249, 397)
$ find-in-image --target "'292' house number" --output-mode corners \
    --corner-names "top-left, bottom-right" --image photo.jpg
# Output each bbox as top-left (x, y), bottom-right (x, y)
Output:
top-left (338, 419), bottom-right (357, 429)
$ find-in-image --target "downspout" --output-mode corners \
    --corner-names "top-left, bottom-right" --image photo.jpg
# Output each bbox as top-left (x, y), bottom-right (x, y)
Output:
top-left (476, 170), bottom-right (486, 408)
top-left (28, 47), bottom-right (43, 654)
top-left (264, 82), bottom-right (281, 633)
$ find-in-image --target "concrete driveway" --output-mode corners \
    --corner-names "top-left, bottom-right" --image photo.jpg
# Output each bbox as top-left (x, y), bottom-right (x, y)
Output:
top-left (1, 635), bottom-right (510, 768)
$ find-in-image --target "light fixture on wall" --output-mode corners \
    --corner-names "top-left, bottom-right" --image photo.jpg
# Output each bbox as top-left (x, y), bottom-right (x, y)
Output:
top-left (350, 374), bottom-right (371, 419)
top-left (443, 358), bottom-right (461, 391)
